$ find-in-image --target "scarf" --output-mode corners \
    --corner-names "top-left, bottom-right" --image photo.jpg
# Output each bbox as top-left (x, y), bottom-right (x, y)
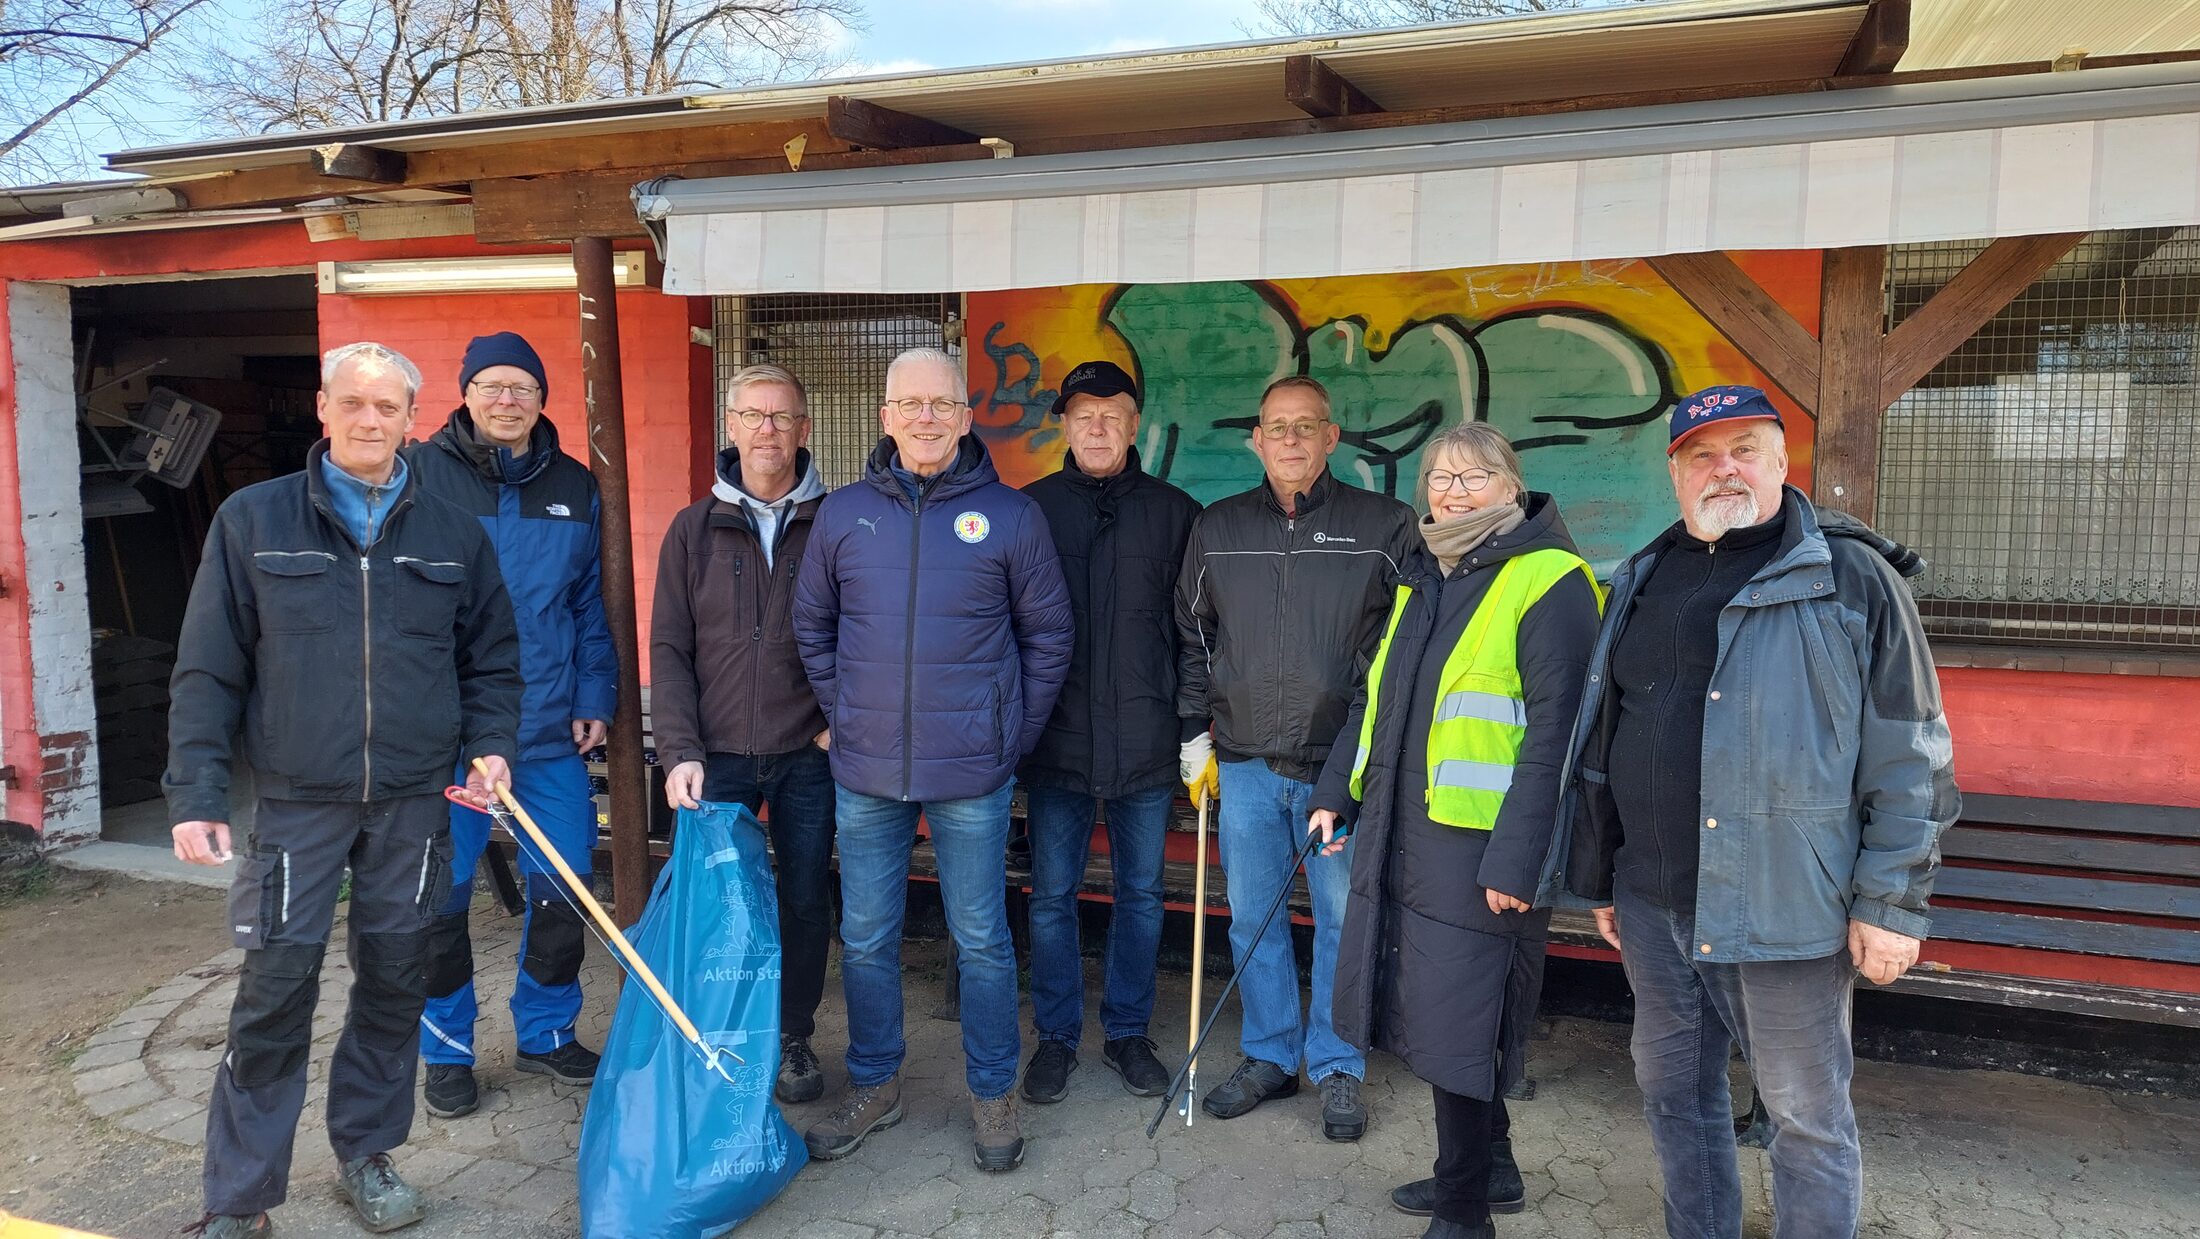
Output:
top-left (1420, 499), bottom-right (1525, 576)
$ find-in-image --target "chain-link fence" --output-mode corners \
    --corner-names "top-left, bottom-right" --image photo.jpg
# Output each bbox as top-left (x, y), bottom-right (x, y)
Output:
top-left (712, 293), bottom-right (963, 487)
top-left (1876, 229), bottom-right (2200, 650)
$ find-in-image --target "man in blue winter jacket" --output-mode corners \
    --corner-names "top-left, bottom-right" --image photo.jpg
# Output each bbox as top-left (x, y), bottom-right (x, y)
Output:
top-left (792, 346), bottom-right (1074, 1173)
top-left (410, 332), bottom-right (619, 1118)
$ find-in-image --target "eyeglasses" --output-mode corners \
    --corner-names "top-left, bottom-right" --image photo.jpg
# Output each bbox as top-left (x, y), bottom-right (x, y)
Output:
top-left (470, 381), bottom-right (540, 401)
top-left (1427, 468), bottom-right (1500, 494)
top-left (1257, 418), bottom-right (1330, 441)
top-left (731, 408), bottom-right (807, 431)
top-left (885, 397), bottom-right (970, 420)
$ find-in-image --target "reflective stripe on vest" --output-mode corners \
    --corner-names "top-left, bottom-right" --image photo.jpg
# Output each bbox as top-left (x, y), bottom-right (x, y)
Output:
top-left (1348, 547), bottom-right (1599, 830)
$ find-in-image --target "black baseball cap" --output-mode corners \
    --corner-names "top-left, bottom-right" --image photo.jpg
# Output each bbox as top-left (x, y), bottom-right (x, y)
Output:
top-left (1050, 359), bottom-right (1140, 417)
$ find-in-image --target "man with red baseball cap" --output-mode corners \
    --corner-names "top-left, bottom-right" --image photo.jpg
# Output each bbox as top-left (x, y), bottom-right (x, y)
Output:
top-left (1537, 384), bottom-right (1958, 1239)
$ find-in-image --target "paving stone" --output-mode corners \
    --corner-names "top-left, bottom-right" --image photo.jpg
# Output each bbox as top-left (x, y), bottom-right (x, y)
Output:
top-left (441, 1156), bottom-right (536, 1200)
top-left (789, 1222), bottom-right (875, 1239)
top-left (155, 1113), bottom-right (208, 1147)
top-left (72, 1060), bottom-right (151, 1095)
top-left (68, 1041), bottom-right (149, 1072)
top-left (118, 1097), bottom-right (204, 1137)
top-left (84, 1019), bottom-right (162, 1049)
top-left (1127, 1168), bottom-right (1179, 1221)
top-left (394, 1147), bottom-right (478, 1191)
top-left (934, 1192), bottom-right (1048, 1238)
top-left (79, 1078), bottom-right (168, 1118)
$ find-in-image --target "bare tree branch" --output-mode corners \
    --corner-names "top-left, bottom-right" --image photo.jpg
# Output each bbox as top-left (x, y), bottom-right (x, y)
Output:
top-left (0, 0), bottom-right (215, 170)
top-left (1247, 0), bottom-right (1629, 37)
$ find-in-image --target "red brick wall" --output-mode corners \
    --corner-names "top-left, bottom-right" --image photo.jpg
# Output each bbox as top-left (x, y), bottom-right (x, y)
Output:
top-left (318, 286), bottom-right (708, 676)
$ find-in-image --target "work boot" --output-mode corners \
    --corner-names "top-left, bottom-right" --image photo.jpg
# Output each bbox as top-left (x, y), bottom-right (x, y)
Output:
top-left (514, 1041), bottom-right (600, 1084)
top-left (778, 1034), bottom-right (825, 1104)
top-left (1021, 1039), bottom-right (1077, 1105)
top-left (1489, 1138), bottom-right (1526, 1213)
top-left (1101, 1035), bottom-right (1170, 1097)
top-left (971, 1091), bottom-right (1025, 1172)
top-left (1392, 1178), bottom-right (1438, 1216)
top-left (1422, 1220), bottom-right (1495, 1239)
top-left (805, 1077), bottom-right (903, 1160)
top-left (1319, 1072), bottom-right (1368, 1142)
top-left (337, 1153), bottom-right (426, 1233)
top-left (1200, 1057), bottom-right (1298, 1119)
top-left (421, 1063), bottom-right (478, 1119)
top-left (181, 1214), bottom-right (272, 1237)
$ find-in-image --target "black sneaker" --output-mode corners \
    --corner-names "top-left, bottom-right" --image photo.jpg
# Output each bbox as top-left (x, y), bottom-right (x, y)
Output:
top-left (1020, 1039), bottom-right (1077, 1105)
top-left (1101, 1035), bottom-right (1170, 1097)
top-left (422, 1063), bottom-right (478, 1118)
top-left (1200, 1057), bottom-right (1298, 1119)
top-left (1489, 1138), bottom-right (1526, 1213)
top-left (778, 1034), bottom-right (824, 1104)
top-left (514, 1041), bottom-right (600, 1085)
top-left (181, 1214), bottom-right (272, 1237)
top-left (1421, 1220), bottom-right (1495, 1239)
top-left (1319, 1072), bottom-right (1367, 1142)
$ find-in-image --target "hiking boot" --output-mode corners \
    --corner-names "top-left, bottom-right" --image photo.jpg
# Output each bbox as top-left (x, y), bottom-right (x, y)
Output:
top-left (1422, 1220), bottom-right (1495, 1239)
top-left (1489, 1138), bottom-right (1526, 1213)
top-left (514, 1041), bottom-right (599, 1085)
top-left (421, 1063), bottom-right (478, 1119)
top-left (1319, 1072), bottom-right (1367, 1142)
top-left (777, 1034), bottom-right (824, 1104)
top-left (181, 1214), bottom-right (272, 1237)
top-left (337, 1153), bottom-right (426, 1233)
top-left (1021, 1039), bottom-right (1077, 1105)
top-left (805, 1078), bottom-right (903, 1160)
top-left (1101, 1035), bottom-right (1170, 1097)
top-left (1200, 1057), bottom-right (1298, 1119)
top-left (1392, 1177), bottom-right (1438, 1216)
top-left (971, 1091), bottom-right (1025, 1172)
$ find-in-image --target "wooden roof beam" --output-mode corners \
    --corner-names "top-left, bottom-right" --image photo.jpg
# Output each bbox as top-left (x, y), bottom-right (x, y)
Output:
top-left (312, 142), bottom-right (408, 184)
top-left (825, 96), bottom-right (978, 151)
top-left (1879, 232), bottom-right (2086, 407)
top-left (1838, 0), bottom-right (1910, 76)
top-left (1284, 54), bottom-right (1384, 120)
top-left (1645, 251), bottom-right (1823, 416)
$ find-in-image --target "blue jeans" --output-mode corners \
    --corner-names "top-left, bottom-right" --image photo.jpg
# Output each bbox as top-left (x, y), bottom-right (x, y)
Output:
top-left (1216, 758), bottom-right (1360, 1082)
top-left (1026, 782), bottom-right (1171, 1048)
top-left (422, 754), bottom-right (596, 1063)
top-left (835, 780), bottom-right (1020, 1099)
top-left (703, 745), bottom-right (838, 1040)
top-left (1615, 884), bottom-right (1863, 1239)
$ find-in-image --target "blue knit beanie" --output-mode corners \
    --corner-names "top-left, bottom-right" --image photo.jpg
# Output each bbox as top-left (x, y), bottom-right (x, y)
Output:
top-left (459, 331), bottom-right (548, 400)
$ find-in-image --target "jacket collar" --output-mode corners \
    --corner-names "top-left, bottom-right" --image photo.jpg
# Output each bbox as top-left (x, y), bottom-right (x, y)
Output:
top-left (862, 433), bottom-right (999, 508)
top-left (713, 445), bottom-right (825, 510)
top-left (432, 405), bottom-right (558, 485)
top-left (1258, 466), bottom-right (1337, 519)
top-left (1058, 445), bottom-right (1145, 493)
top-left (304, 439), bottom-right (416, 548)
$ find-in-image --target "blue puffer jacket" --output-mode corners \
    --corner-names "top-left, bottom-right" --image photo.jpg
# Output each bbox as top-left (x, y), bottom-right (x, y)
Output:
top-left (793, 435), bottom-right (1074, 802)
top-left (409, 409), bottom-right (618, 761)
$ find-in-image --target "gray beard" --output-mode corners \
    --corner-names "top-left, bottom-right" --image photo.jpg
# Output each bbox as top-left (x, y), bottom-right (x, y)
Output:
top-left (1693, 491), bottom-right (1760, 540)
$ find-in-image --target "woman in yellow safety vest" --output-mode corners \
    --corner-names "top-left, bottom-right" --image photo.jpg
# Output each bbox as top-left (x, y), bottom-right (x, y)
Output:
top-left (1308, 422), bottom-right (1602, 1239)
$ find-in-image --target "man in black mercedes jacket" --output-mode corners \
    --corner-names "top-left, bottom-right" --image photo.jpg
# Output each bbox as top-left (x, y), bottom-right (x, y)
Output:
top-left (1016, 360), bottom-right (1201, 1107)
top-left (1174, 375), bottom-right (1415, 1141)
top-left (164, 341), bottom-right (522, 1238)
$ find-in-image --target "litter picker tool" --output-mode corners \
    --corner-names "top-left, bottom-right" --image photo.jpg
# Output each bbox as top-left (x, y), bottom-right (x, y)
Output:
top-left (1178, 787), bottom-right (1213, 1127)
top-left (1147, 822), bottom-right (1323, 1138)
top-left (447, 758), bottom-right (742, 1082)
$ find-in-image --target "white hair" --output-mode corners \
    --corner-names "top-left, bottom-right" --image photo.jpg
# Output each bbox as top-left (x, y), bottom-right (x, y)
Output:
top-left (321, 342), bottom-right (423, 401)
top-left (884, 347), bottom-right (965, 402)
top-left (724, 362), bottom-right (807, 414)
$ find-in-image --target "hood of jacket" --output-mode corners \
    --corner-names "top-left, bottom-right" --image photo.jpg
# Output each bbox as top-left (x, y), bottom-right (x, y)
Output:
top-left (1055, 444), bottom-right (1147, 495)
top-left (431, 405), bottom-right (559, 486)
top-left (713, 445), bottom-right (826, 513)
top-left (862, 432), bottom-right (999, 508)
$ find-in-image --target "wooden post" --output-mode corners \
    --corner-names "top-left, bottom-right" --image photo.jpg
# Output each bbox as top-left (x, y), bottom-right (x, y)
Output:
top-left (1814, 246), bottom-right (1889, 521)
top-left (574, 236), bottom-right (651, 928)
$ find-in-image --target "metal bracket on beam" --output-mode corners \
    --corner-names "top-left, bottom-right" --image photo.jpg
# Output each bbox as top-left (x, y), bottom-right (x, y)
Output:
top-left (312, 142), bottom-right (409, 184)
top-left (1284, 54), bottom-right (1384, 120)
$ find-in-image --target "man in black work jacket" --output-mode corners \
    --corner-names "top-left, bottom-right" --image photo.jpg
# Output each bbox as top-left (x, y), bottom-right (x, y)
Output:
top-left (165, 341), bottom-right (522, 1238)
top-left (1016, 360), bottom-right (1201, 1106)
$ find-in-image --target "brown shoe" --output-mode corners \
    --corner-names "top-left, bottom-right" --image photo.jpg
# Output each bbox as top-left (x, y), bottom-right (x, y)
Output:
top-left (971, 1091), bottom-right (1025, 1172)
top-left (804, 1077), bottom-right (902, 1160)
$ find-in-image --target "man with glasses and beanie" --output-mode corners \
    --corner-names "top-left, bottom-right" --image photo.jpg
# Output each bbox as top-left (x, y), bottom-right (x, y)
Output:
top-left (410, 330), bottom-right (619, 1118)
top-left (1175, 375), bottom-right (1415, 1141)
top-left (1015, 360), bottom-right (1201, 1107)
top-left (652, 362), bottom-right (836, 1106)
top-left (1538, 386), bottom-right (1957, 1239)
top-left (793, 347), bottom-right (1073, 1172)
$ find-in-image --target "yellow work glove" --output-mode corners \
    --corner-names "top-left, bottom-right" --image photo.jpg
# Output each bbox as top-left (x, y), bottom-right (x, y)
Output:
top-left (1180, 732), bottom-right (1218, 804)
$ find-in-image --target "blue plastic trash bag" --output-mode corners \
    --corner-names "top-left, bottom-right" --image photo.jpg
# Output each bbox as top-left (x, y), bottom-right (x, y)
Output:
top-left (579, 803), bottom-right (807, 1238)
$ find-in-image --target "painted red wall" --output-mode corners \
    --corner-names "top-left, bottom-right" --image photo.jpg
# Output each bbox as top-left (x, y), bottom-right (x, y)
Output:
top-left (1940, 667), bottom-right (2200, 807)
top-left (0, 281), bottom-right (45, 829)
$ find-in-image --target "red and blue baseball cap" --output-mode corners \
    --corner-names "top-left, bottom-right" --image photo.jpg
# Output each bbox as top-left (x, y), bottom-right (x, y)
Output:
top-left (1667, 384), bottom-right (1783, 455)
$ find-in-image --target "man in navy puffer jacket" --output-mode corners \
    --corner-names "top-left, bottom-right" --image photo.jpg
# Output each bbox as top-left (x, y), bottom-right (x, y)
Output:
top-left (408, 332), bottom-right (618, 1119)
top-left (793, 347), bottom-right (1073, 1173)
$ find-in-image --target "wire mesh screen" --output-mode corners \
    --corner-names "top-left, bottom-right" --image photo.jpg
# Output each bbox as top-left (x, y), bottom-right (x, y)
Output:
top-left (712, 293), bottom-right (963, 487)
top-left (1876, 229), bottom-right (2200, 650)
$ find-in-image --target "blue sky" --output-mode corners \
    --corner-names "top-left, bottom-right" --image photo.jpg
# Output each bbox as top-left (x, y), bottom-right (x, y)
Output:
top-left (829, 0), bottom-right (1276, 75)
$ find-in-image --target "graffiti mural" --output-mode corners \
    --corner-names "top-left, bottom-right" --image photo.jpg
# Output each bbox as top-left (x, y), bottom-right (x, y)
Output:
top-left (968, 256), bottom-right (1820, 569)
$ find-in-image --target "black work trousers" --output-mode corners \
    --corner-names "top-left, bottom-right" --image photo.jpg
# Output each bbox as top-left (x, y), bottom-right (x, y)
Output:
top-left (1431, 1086), bottom-right (1513, 1227)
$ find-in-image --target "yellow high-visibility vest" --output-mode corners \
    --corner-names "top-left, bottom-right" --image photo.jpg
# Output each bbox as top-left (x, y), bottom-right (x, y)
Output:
top-left (1349, 548), bottom-right (1599, 829)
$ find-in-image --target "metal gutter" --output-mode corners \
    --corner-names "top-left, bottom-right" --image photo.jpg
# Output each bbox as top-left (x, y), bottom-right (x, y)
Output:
top-left (636, 60), bottom-right (2200, 220)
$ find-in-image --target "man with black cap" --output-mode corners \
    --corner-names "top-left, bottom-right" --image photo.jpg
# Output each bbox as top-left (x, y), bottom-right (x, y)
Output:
top-left (409, 330), bottom-right (619, 1118)
top-left (1015, 360), bottom-right (1201, 1106)
top-left (1537, 385), bottom-right (1958, 1239)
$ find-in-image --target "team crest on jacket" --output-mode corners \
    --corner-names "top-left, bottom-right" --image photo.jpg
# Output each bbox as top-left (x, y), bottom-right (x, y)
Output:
top-left (954, 511), bottom-right (991, 544)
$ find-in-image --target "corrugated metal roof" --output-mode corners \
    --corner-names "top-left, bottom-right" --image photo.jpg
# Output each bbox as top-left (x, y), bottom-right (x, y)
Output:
top-left (1903, 0), bottom-right (2200, 70)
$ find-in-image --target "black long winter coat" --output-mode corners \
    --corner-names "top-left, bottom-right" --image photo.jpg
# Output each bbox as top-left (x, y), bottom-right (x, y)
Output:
top-left (1311, 493), bottom-right (1601, 1100)
top-left (1019, 448), bottom-right (1202, 799)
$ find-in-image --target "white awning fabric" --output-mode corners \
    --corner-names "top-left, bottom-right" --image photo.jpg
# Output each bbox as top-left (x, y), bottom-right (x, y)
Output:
top-left (638, 63), bottom-right (2200, 295)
